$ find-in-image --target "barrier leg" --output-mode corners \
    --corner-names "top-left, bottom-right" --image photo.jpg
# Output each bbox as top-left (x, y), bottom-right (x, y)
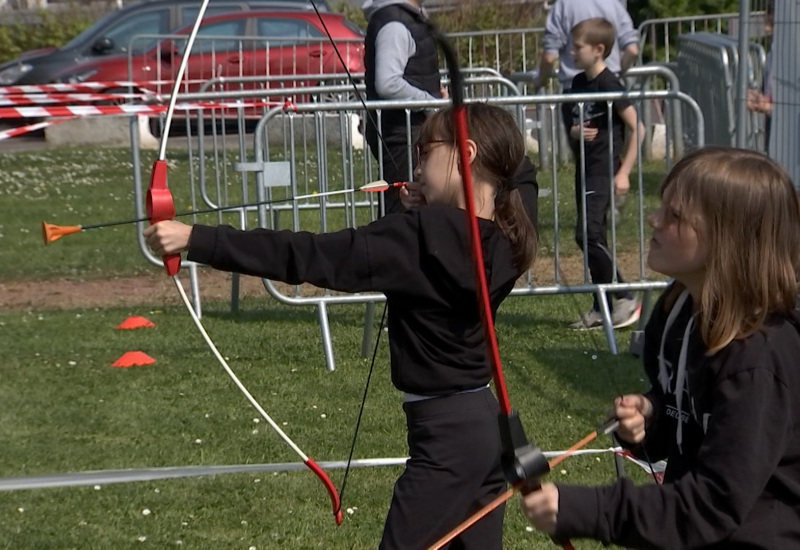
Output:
top-left (361, 301), bottom-right (376, 358)
top-left (596, 288), bottom-right (619, 355)
top-left (317, 301), bottom-right (336, 372)
top-left (189, 262), bottom-right (202, 319)
top-left (230, 272), bottom-right (240, 314)
top-left (629, 288), bottom-right (657, 357)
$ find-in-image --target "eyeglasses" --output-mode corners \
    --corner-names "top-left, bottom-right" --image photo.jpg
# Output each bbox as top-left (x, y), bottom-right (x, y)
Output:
top-left (414, 139), bottom-right (452, 165)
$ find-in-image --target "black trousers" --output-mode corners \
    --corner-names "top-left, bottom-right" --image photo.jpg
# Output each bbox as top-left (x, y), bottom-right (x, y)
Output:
top-left (574, 170), bottom-right (628, 310)
top-left (365, 115), bottom-right (423, 215)
top-left (379, 388), bottom-right (505, 550)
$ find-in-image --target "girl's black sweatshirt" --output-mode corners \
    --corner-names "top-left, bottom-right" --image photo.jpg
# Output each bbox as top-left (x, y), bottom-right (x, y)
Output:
top-left (553, 288), bottom-right (800, 549)
top-left (187, 206), bottom-right (521, 396)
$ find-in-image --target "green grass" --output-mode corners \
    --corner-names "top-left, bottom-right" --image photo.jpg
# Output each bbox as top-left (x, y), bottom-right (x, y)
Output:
top-left (0, 298), bottom-right (648, 549)
top-left (0, 144), bottom-right (671, 548)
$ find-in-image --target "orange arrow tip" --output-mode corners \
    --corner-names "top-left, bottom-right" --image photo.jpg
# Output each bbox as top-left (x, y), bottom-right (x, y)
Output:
top-left (41, 221), bottom-right (82, 245)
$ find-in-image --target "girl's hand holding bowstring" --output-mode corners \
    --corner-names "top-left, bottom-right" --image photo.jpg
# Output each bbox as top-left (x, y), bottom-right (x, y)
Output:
top-left (399, 181), bottom-right (427, 209)
top-left (613, 394), bottom-right (653, 445)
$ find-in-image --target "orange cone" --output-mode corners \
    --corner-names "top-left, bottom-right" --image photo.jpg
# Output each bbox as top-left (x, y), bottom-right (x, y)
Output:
top-left (111, 351), bottom-right (156, 368)
top-left (116, 316), bottom-right (155, 330)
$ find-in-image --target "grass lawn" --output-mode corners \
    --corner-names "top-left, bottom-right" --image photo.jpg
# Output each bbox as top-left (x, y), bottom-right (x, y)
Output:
top-left (0, 144), bottom-right (671, 549)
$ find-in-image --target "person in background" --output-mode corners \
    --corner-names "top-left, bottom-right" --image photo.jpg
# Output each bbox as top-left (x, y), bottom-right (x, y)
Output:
top-left (534, 0), bottom-right (639, 93)
top-left (521, 146), bottom-right (800, 549)
top-left (563, 18), bottom-right (644, 330)
top-left (363, 0), bottom-right (443, 214)
top-left (747, 0), bottom-right (774, 152)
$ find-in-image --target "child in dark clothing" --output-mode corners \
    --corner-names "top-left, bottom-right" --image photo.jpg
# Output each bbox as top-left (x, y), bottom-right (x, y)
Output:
top-left (563, 17), bottom-right (644, 330)
top-left (522, 147), bottom-right (800, 549)
top-left (144, 103), bottom-right (537, 550)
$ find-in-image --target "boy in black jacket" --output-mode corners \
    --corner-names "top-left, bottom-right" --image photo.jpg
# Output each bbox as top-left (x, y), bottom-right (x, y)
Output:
top-left (563, 17), bottom-right (644, 330)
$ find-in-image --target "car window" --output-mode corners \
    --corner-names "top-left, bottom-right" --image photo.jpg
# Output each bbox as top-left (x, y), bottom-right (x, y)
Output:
top-left (102, 10), bottom-right (170, 54)
top-left (177, 19), bottom-right (248, 54)
top-left (256, 18), bottom-right (324, 45)
top-left (181, 5), bottom-right (246, 26)
top-left (342, 18), bottom-right (365, 37)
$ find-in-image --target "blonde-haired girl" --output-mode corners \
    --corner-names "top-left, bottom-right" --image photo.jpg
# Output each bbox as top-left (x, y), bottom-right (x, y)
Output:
top-left (523, 146), bottom-right (800, 549)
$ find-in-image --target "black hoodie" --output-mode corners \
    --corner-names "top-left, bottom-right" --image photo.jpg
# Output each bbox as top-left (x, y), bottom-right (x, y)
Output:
top-left (187, 206), bottom-right (521, 396)
top-left (553, 286), bottom-right (800, 549)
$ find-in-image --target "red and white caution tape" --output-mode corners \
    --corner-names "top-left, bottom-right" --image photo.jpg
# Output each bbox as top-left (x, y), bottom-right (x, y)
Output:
top-left (0, 81), bottom-right (175, 95)
top-left (0, 92), bottom-right (159, 106)
top-left (0, 78), bottom-right (228, 95)
top-left (0, 100), bottom-right (281, 119)
top-left (0, 117), bottom-right (78, 141)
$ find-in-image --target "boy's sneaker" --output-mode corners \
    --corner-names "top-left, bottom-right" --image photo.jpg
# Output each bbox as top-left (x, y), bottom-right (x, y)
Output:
top-left (569, 309), bottom-right (605, 330)
top-left (612, 297), bottom-right (642, 329)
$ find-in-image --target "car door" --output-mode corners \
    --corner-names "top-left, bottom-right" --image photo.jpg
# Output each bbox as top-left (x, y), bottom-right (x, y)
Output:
top-left (251, 16), bottom-right (328, 94)
top-left (166, 18), bottom-right (249, 92)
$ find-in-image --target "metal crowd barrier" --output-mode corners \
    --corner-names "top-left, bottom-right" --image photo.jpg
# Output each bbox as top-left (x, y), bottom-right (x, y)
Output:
top-left (128, 70), bottom-right (704, 368)
top-left (508, 64), bottom-right (687, 171)
top-left (129, 87), bottom-right (703, 366)
top-left (443, 26), bottom-right (545, 79)
top-left (675, 32), bottom-right (765, 150)
top-left (637, 11), bottom-right (764, 64)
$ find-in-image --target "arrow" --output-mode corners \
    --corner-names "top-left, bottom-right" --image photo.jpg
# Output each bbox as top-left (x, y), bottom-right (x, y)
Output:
top-left (41, 180), bottom-right (408, 244)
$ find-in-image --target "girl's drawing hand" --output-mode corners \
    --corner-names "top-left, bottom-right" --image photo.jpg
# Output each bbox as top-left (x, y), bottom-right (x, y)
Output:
top-left (613, 394), bottom-right (653, 444)
top-left (400, 181), bottom-right (426, 209)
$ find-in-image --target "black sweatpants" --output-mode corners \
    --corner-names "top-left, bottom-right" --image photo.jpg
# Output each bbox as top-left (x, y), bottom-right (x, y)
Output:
top-left (379, 387), bottom-right (505, 550)
top-left (574, 170), bottom-right (628, 310)
top-left (365, 117), bottom-right (422, 215)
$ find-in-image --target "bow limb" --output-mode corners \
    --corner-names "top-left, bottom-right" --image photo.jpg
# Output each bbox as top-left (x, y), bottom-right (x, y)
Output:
top-left (172, 280), bottom-right (342, 525)
top-left (432, 29), bottom-right (574, 548)
top-left (147, 0), bottom-right (342, 525)
top-left (145, 0), bottom-right (212, 275)
top-left (431, 30), bottom-right (550, 488)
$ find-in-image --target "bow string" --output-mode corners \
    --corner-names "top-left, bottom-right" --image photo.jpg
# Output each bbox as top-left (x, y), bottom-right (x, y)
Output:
top-left (147, 0), bottom-right (341, 526)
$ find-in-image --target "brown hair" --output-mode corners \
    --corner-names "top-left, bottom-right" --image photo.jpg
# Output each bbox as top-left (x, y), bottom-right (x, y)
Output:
top-left (571, 17), bottom-right (616, 60)
top-left (660, 147), bottom-right (800, 353)
top-left (416, 103), bottom-right (537, 271)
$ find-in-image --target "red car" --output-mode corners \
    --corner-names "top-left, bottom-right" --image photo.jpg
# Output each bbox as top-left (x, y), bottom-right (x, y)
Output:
top-left (54, 10), bottom-right (364, 103)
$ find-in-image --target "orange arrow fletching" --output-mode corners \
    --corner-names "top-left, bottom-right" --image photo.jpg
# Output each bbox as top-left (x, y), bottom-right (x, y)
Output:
top-left (41, 221), bottom-right (82, 244)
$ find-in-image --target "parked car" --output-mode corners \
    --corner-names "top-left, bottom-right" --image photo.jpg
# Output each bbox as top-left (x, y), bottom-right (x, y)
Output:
top-left (0, 0), bottom-right (332, 86)
top-left (53, 10), bottom-right (365, 104)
